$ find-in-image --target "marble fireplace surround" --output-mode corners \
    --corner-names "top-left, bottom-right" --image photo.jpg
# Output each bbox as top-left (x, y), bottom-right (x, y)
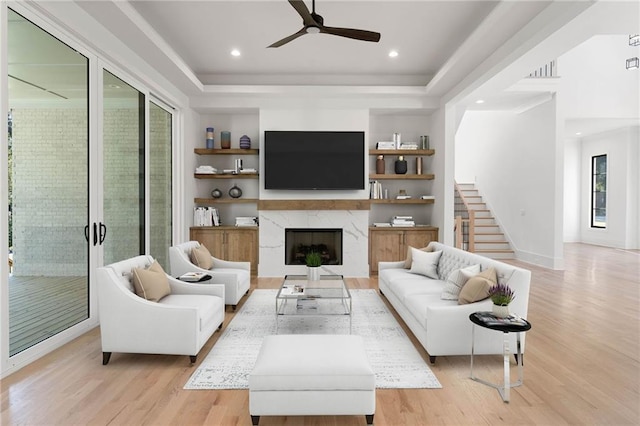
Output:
top-left (258, 200), bottom-right (370, 277)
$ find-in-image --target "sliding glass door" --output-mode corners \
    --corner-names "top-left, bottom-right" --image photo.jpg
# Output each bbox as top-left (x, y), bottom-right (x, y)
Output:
top-left (7, 9), bottom-right (89, 356)
top-left (102, 70), bottom-right (146, 264)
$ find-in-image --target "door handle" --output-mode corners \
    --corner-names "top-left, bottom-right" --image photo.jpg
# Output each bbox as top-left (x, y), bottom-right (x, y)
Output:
top-left (93, 223), bottom-right (98, 246)
top-left (84, 225), bottom-right (89, 242)
top-left (99, 223), bottom-right (107, 245)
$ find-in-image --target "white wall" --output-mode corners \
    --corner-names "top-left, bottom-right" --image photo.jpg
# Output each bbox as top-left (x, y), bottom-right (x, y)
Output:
top-left (579, 126), bottom-right (639, 249)
top-left (455, 99), bottom-right (562, 268)
top-left (563, 137), bottom-right (581, 242)
top-left (558, 35), bottom-right (640, 119)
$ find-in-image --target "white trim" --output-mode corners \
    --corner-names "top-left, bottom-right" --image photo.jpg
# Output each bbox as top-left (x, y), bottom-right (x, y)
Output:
top-left (0, 2), bottom-right (10, 378)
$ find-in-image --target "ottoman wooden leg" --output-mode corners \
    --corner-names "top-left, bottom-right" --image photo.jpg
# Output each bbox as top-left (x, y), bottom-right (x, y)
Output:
top-left (251, 415), bottom-right (260, 425)
top-left (366, 414), bottom-right (374, 424)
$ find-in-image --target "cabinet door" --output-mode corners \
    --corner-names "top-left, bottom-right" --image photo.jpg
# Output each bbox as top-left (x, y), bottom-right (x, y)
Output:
top-left (404, 229), bottom-right (438, 252)
top-left (225, 228), bottom-right (258, 274)
top-left (369, 230), bottom-right (404, 274)
top-left (190, 228), bottom-right (225, 258)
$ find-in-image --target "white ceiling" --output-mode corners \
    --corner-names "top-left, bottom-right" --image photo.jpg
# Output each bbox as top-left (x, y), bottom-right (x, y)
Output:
top-left (7, 1), bottom-right (640, 138)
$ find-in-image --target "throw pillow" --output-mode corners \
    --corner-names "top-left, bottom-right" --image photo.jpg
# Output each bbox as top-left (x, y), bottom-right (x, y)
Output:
top-left (403, 245), bottom-right (434, 269)
top-left (190, 244), bottom-right (214, 270)
top-left (458, 267), bottom-right (497, 304)
top-left (409, 248), bottom-right (442, 279)
top-left (441, 264), bottom-right (481, 300)
top-left (132, 260), bottom-right (171, 302)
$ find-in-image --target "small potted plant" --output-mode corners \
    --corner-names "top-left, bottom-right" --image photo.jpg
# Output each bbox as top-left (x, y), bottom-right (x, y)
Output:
top-left (488, 283), bottom-right (515, 318)
top-left (305, 251), bottom-right (322, 281)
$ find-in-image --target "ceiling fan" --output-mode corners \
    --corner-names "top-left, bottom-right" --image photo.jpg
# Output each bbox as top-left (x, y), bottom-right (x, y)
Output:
top-left (268, 0), bottom-right (381, 48)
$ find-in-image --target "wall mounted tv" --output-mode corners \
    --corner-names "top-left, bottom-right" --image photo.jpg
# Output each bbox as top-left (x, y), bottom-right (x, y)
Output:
top-left (264, 131), bottom-right (365, 190)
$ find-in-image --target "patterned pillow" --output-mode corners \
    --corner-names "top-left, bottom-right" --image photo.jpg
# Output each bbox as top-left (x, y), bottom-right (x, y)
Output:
top-left (441, 264), bottom-right (481, 300)
top-left (190, 244), bottom-right (213, 270)
top-left (132, 261), bottom-right (171, 302)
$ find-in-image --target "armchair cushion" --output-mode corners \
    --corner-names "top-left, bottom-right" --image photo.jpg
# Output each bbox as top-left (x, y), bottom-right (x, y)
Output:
top-left (190, 244), bottom-right (214, 270)
top-left (132, 260), bottom-right (171, 302)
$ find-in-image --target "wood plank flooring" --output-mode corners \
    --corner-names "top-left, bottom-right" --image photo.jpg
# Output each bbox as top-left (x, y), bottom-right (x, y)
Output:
top-left (1, 243), bottom-right (638, 425)
top-left (8, 276), bottom-right (88, 356)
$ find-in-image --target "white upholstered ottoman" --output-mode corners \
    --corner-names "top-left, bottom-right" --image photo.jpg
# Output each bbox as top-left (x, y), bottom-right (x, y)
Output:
top-left (249, 334), bottom-right (376, 425)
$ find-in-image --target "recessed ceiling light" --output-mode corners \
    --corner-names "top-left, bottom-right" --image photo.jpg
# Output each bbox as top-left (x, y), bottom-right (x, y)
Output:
top-left (388, 50), bottom-right (398, 58)
top-left (475, 99), bottom-right (485, 104)
top-left (231, 49), bottom-right (241, 57)
top-left (575, 132), bottom-right (582, 136)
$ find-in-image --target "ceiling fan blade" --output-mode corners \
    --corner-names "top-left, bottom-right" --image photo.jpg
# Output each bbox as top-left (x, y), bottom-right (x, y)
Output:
top-left (320, 26), bottom-right (381, 43)
top-left (267, 28), bottom-right (307, 48)
top-left (288, 0), bottom-right (316, 26)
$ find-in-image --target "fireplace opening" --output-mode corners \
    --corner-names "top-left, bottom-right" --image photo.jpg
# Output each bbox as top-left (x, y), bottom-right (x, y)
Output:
top-left (285, 228), bottom-right (343, 265)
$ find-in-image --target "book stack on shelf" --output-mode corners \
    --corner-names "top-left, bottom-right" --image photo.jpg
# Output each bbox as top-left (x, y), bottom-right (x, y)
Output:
top-left (195, 165), bottom-right (217, 174)
top-left (375, 141), bottom-right (396, 150)
top-left (235, 216), bottom-right (258, 227)
top-left (392, 216), bottom-right (415, 227)
top-left (194, 207), bottom-right (220, 226)
top-left (369, 180), bottom-right (384, 199)
top-left (398, 142), bottom-right (418, 150)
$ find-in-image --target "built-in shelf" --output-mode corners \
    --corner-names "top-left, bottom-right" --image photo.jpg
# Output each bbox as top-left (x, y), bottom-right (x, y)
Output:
top-left (195, 198), bottom-right (258, 204)
top-left (195, 148), bottom-right (259, 155)
top-left (369, 149), bottom-right (434, 156)
top-left (369, 174), bottom-right (435, 180)
top-left (257, 199), bottom-right (371, 210)
top-left (369, 199), bottom-right (435, 204)
top-left (195, 173), bottom-right (259, 179)
top-left (194, 198), bottom-right (258, 204)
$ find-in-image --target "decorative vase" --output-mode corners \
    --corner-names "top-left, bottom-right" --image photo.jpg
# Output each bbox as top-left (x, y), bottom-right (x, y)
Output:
top-left (239, 134), bottom-right (251, 149)
top-left (394, 156), bottom-right (407, 174)
top-left (210, 188), bottom-right (222, 198)
top-left (492, 304), bottom-right (510, 318)
top-left (228, 184), bottom-right (242, 198)
top-left (221, 131), bottom-right (231, 149)
top-left (416, 157), bottom-right (423, 175)
top-left (376, 155), bottom-right (385, 174)
top-left (307, 266), bottom-right (321, 281)
top-left (206, 127), bottom-right (214, 149)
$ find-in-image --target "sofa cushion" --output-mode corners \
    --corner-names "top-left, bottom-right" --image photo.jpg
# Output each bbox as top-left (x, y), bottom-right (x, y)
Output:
top-left (409, 249), bottom-right (442, 279)
top-left (159, 294), bottom-right (222, 331)
top-left (458, 267), bottom-right (497, 304)
top-left (403, 245), bottom-right (434, 269)
top-left (441, 264), bottom-right (481, 300)
top-left (132, 261), bottom-right (171, 302)
top-left (190, 244), bottom-right (214, 270)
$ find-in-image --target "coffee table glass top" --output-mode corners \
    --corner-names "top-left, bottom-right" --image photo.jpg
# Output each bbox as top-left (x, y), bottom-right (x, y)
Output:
top-left (277, 274), bottom-right (351, 300)
top-left (275, 275), bottom-right (352, 325)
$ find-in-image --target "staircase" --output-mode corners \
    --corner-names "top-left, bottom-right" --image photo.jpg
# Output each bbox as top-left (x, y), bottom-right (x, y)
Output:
top-left (454, 182), bottom-right (514, 259)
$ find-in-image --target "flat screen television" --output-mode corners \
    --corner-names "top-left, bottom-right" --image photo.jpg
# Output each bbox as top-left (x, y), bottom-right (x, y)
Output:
top-left (264, 131), bottom-right (365, 190)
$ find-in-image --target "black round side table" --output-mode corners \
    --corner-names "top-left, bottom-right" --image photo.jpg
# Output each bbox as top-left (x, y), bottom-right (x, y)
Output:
top-left (469, 311), bottom-right (532, 402)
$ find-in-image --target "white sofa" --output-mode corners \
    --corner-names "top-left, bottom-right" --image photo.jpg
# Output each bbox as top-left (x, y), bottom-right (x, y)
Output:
top-left (169, 241), bottom-right (251, 310)
top-left (378, 242), bottom-right (531, 363)
top-left (97, 255), bottom-right (225, 365)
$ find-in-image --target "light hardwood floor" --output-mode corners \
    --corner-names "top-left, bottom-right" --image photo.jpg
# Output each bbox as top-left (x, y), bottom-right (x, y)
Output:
top-left (1, 243), bottom-right (638, 425)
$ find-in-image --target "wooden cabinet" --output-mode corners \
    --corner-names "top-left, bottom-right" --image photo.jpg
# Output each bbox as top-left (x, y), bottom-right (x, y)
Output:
top-left (190, 226), bottom-right (258, 274)
top-left (369, 226), bottom-right (438, 274)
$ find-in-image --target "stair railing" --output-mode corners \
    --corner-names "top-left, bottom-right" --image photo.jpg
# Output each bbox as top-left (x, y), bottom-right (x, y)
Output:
top-left (454, 182), bottom-right (476, 252)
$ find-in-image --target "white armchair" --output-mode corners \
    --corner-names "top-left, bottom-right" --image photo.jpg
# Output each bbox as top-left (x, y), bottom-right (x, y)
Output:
top-left (97, 255), bottom-right (225, 365)
top-left (169, 241), bottom-right (251, 310)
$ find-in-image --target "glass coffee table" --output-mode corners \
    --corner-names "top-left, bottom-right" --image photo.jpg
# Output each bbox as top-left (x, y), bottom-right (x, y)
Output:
top-left (275, 274), bottom-right (352, 333)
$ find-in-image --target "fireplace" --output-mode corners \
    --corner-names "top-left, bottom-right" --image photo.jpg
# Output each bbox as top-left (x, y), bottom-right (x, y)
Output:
top-left (285, 228), bottom-right (343, 265)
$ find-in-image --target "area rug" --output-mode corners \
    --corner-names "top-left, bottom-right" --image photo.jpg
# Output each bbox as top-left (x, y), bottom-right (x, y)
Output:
top-left (184, 289), bottom-right (442, 390)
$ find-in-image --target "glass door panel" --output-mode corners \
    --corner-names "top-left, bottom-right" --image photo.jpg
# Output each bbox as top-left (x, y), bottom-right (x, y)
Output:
top-left (7, 9), bottom-right (89, 355)
top-left (149, 102), bottom-right (172, 269)
top-left (102, 70), bottom-right (145, 264)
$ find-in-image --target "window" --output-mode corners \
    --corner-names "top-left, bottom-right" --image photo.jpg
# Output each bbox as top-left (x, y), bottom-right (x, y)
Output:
top-left (591, 154), bottom-right (607, 228)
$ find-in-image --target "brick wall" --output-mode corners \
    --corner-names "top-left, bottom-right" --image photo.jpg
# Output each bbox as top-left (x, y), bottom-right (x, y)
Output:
top-left (10, 105), bottom-right (173, 275)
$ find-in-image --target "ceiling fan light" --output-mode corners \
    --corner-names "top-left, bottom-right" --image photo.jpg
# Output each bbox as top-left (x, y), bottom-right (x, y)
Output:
top-left (306, 26), bottom-right (321, 34)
